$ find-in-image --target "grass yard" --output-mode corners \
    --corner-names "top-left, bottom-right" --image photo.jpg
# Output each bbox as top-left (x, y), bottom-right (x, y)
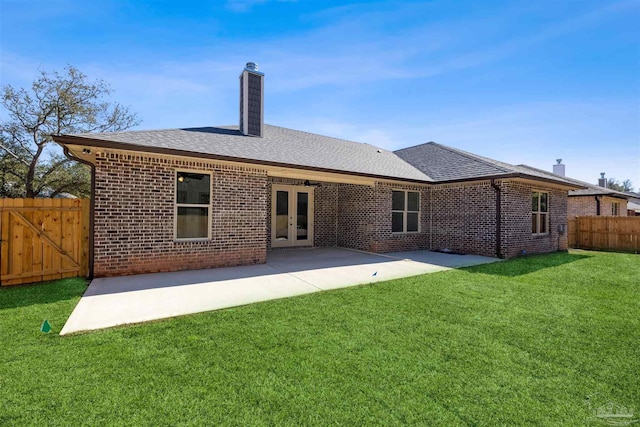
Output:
top-left (1, 250), bottom-right (638, 426)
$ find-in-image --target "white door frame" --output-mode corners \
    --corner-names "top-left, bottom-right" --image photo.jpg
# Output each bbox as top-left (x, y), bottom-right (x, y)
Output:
top-left (271, 184), bottom-right (314, 248)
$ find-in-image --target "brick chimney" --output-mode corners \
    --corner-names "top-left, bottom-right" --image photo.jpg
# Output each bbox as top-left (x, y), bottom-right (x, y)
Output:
top-left (598, 172), bottom-right (607, 188)
top-left (552, 159), bottom-right (565, 176)
top-left (239, 62), bottom-right (264, 137)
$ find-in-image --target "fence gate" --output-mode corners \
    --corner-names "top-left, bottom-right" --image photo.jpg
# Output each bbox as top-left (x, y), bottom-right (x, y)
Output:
top-left (0, 198), bottom-right (90, 286)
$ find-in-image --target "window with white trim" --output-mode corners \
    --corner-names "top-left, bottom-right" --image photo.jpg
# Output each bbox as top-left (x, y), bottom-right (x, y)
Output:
top-left (612, 202), bottom-right (620, 216)
top-left (392, 190), bottom-right (420, 233)
top-left (532, 191), bottom-right (548, 235)
top-left (175, 171), bottom-right (211, 240)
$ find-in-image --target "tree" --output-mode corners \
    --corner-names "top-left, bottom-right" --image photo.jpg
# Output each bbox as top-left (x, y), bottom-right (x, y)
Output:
top-left (0, 65), bottom-right (140, 198)
top-left (606, 178), bottom-right (634, 193)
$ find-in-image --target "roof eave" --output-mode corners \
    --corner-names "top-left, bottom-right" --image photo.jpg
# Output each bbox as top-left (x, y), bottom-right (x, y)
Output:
top-left (568, 192), bottom-right (630, 200)
top-left (431, 173), bottom-right (584, 189)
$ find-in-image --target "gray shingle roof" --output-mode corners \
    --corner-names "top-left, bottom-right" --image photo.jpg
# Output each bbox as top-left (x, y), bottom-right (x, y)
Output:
top-left (65, 124), bottom-right (432, 182)
top-left (513, 164), bottom-right (629, 199)
top-left (394, 142), bottom-right (509, 180)
top-left (394, 142), bottom-right (583, 187)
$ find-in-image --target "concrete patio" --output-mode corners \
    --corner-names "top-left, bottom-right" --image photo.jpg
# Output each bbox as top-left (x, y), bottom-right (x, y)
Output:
top-left (60, 247), bottom-right (500, 335)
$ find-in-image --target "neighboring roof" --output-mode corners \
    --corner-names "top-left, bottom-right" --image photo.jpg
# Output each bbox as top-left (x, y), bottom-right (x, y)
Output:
top-left (55, 124), bottom-right (432, 183)
top-left (568, 188), bottom-right (630, 199)
top-left (513, 164), bottom-right (630, 199)
top-left (394, 142), bottom-right (584, 188)
top-left (628, 200), bottom-right (640, 213)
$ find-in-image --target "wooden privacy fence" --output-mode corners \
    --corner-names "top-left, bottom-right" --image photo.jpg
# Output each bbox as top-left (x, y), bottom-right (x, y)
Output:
top-left (568, 216), bottom-right (640, 253)
top-left (0, 198), bottom-right (90, 286)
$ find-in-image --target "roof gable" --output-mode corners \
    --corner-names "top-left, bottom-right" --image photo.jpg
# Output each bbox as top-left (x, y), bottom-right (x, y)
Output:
top-left (394, 142), bottom-right (510, 181)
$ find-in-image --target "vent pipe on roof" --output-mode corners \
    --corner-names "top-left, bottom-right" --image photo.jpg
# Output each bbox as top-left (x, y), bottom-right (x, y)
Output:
top-left (598, 172), bottom-right (607, 188)
top-left (552, 159), bottom-right (565, 176)
top-left (239, 62), bottom-right (264, 137)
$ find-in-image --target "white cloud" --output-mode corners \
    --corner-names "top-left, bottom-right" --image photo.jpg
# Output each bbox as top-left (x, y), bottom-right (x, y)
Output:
top-left (226, 0), bottom-right (297, 13)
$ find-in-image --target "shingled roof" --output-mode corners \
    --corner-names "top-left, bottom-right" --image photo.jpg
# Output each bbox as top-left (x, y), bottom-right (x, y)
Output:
top-left (58, 124), bottom-right (432, 182)
top-left (394, 142), bottom-right (583, 187)
top-left (512, 164), bottom-right (629, 199)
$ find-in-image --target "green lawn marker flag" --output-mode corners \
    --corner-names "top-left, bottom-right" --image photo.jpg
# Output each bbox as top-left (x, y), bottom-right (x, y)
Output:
top-left (41, 320), bottom-right (52, 333)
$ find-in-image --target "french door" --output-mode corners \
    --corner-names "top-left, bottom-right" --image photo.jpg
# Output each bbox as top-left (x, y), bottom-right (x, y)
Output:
top-left (271, 185), bottom-right (314, 248)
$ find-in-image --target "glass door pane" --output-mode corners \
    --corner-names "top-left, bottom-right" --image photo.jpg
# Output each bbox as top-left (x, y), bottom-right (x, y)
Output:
top-left (296, 192), bottom-right (309, 240)
top-left (275, 190), bottom-right (289, 241)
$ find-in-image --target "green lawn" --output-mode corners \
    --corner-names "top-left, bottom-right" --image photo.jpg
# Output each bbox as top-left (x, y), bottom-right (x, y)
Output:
top-left (1, 250), bottom-right (638, 426)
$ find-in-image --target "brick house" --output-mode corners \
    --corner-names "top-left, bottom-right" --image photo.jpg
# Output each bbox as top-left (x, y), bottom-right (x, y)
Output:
top-left (568, 190), bottom-right (628, 219)
top-left (529, 165), bottom-right (631, 219)
top-left (53, 63), bottom-right (583, 277)
top-left (628, 199), bottom-right (640, 216)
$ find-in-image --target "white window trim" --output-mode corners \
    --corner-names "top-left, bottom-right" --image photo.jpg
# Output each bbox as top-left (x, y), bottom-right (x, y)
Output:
top-left (392, 190), bottom-right (421, 234)
top-left (532, 190), bottom-right (549, 236)
top-left (174, 170), bottom-right (213, 242)
top-left (612, 202), bottom-right (620, 216)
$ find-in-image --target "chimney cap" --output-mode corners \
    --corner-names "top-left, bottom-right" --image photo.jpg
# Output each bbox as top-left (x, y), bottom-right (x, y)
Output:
top-left (600, 172), bottom-right (606, 178)
top-left (245, 62), bottom-right (258, 71)
top-left (556, 159), bottom-right (562, 165)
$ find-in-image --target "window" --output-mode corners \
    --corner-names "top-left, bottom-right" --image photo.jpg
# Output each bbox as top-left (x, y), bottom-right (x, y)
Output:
top-left (392, 190), bottom-right (420, 233)
top-left (612, 202), bottom-right (620, 216)
top-left (531, 191), bottom-right (548, 235)
top-left (175, 171), bottom-right (211, 240)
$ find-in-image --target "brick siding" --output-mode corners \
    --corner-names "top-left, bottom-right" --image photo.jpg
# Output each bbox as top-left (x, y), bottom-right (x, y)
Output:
top-left (428, 180), bottom-right (569, 258)
top-left (91, 151), bottom-right (573, 276)
top-left (369, 183), bottom-right (429, 252)
top-left (336, 184), bottom-right (375, 251)
top-left (429, 181), bottom-right (497, 256)
top-left (499, 181), bottom-right (567, 258)
top-left (568, 196), bottom-right (628, 219)
top-left (93, 151), bottom-right (267, 276)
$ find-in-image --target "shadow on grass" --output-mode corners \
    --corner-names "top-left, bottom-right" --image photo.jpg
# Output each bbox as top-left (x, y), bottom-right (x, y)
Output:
top-left (462, 251), bottom-right (592, 277)
top-left (0, 278), bottom-right (87, 311)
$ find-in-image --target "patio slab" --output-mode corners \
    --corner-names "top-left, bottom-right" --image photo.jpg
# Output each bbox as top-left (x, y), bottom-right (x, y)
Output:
top-left (60, 247), bottom-right (500, 335)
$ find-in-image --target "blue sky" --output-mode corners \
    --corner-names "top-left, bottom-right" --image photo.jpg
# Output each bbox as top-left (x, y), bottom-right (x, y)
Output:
top-left (1, 0), bottom-right (639, 189)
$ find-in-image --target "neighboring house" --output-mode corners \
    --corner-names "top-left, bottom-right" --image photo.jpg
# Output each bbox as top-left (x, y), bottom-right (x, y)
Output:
top-left (625, 192), bottom-right (640, 216)
top-left (508, 163), bottom-right (630, 219)
top-left (53, 63), bottom-right (583, 277)
top-left (568, 188), bottom-right (628, 219)
top-left (534, 165), bottom-right (631, 219)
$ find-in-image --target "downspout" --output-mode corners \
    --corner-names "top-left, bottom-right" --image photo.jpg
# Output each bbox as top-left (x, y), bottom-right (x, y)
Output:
top-left (429, 186), bottom-right (433, 250)
top-left (335, 184), bottom-right (339, 247)
top-left (490, 179), bottom-right (502, 258)
top-left (595, 195), bottom-right (601, 216)
top-left (63, 147), bottom-right (95, 279)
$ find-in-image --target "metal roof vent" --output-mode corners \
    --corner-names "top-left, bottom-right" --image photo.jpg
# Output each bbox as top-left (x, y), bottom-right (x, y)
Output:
top-left (245, 62), bottom-right (258, 72)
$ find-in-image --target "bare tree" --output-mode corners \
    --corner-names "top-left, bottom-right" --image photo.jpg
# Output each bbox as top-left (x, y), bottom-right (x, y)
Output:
top-left (0, 65), bottom-right (140, 197)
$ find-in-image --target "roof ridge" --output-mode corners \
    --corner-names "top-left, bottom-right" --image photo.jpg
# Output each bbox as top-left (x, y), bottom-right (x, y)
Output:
top-left (394, 141), bottom-right (438, 152)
